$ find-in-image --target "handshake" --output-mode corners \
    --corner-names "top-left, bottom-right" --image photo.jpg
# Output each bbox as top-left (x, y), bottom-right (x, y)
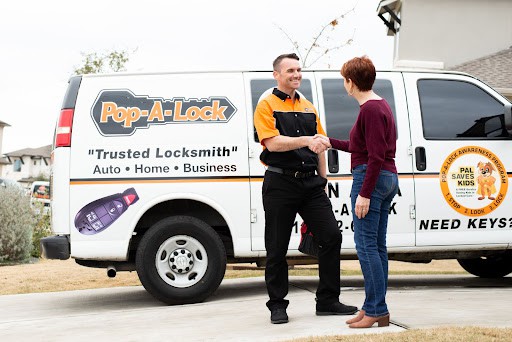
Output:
top-left (308, 134), bottom-right (331, 154)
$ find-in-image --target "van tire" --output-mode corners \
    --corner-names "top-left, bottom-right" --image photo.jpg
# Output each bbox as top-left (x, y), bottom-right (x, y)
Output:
top-left (457, 254), bottom-right (512, 278)
top-left (136, 215), bottom-right (226, 305)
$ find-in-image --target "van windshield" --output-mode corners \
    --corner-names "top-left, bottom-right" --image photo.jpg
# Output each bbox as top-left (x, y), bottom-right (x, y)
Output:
top-left (32, 183), bottom-right (50, 199)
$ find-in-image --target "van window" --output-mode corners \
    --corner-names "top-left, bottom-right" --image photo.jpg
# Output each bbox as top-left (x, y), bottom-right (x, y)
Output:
top-left (418, 79), bottom-right (509, 139)
top-left (322, 79), bottom-right (396, 140)
top-left (250, 79), bottom-right (312, 142)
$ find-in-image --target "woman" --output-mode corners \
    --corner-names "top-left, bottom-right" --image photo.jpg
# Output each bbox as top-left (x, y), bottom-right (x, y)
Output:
top-left (318, 56), bottom-right (398, 328)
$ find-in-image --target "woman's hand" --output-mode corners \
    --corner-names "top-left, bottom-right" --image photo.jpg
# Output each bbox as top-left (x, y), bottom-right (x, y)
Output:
top-left (354, 195), bottom-right (370, 219)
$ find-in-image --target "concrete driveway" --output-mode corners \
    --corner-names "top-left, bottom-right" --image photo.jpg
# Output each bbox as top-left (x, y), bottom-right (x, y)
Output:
top-left (0, 275), bottom-right (511, 341)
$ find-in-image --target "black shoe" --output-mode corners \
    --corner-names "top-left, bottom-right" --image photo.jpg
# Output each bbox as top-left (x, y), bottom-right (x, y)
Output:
top-left (316, 302), bottom-right (358, 316)
top-left (270, 308), bottom-right (289, 324)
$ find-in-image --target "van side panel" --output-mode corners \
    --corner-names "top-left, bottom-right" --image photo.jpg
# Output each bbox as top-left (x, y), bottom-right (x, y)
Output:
top-left (68, 73), bottom-right (252, 260)
top-left (403, 72), bottom-right (512, 247)
top-left (311, 71), bottom-right (415, 250)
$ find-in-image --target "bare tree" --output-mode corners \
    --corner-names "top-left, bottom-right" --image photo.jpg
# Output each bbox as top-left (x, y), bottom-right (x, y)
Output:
top-left (276, 5), bottom-right (357, 68)
top-left (74, 48), bottom-right (137, 75)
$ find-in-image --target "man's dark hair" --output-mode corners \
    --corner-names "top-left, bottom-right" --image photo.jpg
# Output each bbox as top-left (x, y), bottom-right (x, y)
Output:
top-left (273, 53), bottom-right (300, 71)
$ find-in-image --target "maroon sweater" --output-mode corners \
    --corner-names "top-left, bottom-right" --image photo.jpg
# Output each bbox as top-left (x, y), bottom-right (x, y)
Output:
top-left (329, 99), bottom-right (397, 198)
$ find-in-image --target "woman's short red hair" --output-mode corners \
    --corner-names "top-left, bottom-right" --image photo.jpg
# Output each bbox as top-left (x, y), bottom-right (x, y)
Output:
top-left (340, 56), bottom-right (376, 92)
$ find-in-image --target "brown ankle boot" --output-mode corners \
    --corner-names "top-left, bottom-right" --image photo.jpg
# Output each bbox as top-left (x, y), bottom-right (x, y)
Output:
top-left (349, 314), bottom-right (390, 328)
top-left (345, 310), bottom-right (365, 324)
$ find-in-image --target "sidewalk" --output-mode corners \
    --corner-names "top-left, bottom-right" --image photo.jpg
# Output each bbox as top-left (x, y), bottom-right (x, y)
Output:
top-left (0, 275), bottom-right (511, 341)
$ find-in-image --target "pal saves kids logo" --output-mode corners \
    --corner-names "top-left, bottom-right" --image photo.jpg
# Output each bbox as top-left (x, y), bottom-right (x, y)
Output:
top-left (90, 90), bottom-right (237, 136)
top-left (440, 146), bottom-right (508, 217)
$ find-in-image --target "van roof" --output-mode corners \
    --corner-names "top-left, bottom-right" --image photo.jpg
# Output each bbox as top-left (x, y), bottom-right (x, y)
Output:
top-left (79, 69), bottom-right (472, 78)
top-left (32, 181), bottom-right (50, 186)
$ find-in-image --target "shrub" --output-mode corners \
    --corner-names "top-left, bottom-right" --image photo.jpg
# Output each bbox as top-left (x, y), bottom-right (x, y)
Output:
top-left (0, 184), bottom-right (35, 262)
top-left (31, 203), bottom-right (52, 258)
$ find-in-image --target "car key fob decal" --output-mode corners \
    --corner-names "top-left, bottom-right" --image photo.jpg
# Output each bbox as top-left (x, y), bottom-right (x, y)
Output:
top-left (74, 188), bottom-right (139, 235)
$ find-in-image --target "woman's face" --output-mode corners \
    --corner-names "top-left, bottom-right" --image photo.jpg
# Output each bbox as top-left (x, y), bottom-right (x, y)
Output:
top-left (343, 77), bottom-right (352, 96)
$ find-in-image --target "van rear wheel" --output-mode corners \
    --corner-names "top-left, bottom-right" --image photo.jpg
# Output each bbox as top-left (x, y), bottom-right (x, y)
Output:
top-left (457, 254), bottom-right (512, 278)
top-left (136, 215), bottom-right (226, 305)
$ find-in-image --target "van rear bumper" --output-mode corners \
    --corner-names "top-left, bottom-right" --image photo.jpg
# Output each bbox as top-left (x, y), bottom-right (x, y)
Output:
top-left (41, 235), bottom-right (70, 260)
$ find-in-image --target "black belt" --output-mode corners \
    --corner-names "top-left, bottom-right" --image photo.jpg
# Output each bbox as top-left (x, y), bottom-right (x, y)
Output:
top-left (267, 166), bottom-right (316, 178)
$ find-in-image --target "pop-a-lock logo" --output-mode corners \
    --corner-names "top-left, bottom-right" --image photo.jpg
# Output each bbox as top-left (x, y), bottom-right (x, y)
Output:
top-left (91, 90), bottom-right (237, 136)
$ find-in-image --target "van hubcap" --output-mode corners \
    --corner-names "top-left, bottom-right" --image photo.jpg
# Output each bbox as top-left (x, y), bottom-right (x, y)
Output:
top-left (169, 248), bottom-right (194, 273)
top-left (156, 235), bottom-right (208, 288)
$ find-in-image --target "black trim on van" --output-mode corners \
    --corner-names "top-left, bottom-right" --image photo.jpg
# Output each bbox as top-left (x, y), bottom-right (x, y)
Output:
top-left (41, 235), bottom-right (70, 260)
top-left (61, 76), bottom-right (82, 109)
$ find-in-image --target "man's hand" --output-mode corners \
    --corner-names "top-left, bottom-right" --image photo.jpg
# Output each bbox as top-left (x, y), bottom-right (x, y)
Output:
top-left (313, 134), bottom-right (331, 148)
top-left (308, 136), bottom-right (330, 154)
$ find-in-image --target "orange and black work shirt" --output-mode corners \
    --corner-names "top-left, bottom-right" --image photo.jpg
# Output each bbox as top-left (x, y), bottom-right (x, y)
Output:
top-left (254, 88), bottom-right (326, 172)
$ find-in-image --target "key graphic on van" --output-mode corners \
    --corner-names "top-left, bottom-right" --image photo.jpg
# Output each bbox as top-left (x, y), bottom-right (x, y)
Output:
top-left (74, 188), bottom-right (139, 235)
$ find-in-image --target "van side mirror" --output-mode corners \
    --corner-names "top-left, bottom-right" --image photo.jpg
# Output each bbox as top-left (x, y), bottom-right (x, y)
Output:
top-left (327, 149), bottom-right (339, 173)
top-left (505, 103), bottom-right (512, 133)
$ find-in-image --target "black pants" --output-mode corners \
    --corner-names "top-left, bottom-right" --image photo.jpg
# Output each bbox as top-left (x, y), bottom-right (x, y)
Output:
top-left (263, 170), bottom-right (342, 310)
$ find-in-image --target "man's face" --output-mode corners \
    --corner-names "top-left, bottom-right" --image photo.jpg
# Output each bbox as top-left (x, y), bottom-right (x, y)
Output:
top-left (273, 58), bottom-right (302, 92)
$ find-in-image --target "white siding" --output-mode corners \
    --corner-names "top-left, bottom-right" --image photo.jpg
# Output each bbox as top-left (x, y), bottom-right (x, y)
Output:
top-left (396, 0), bottom-right (512, 68)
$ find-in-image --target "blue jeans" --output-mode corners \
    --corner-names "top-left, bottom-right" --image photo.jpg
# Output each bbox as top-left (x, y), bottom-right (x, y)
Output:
top-left (350, 164), bottom-right (398, 317)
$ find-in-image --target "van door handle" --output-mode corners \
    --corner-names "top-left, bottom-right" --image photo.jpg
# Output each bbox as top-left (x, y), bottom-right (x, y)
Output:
top-left (328, 149), bottom-right (339, 173)
top-left (415, 146), bottom-right (427, 171)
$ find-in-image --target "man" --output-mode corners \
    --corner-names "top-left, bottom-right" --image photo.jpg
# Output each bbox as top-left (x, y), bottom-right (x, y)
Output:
top-left (254, 53), bottom-right (358, 324)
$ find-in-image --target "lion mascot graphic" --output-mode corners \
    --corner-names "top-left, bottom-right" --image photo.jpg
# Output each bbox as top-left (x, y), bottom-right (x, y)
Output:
top-left (476, 161), bottom-right (497, 200)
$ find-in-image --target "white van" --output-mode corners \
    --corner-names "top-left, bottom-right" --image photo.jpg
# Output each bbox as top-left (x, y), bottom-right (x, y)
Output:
top-left (42, 69), bottom-right (512, 304)
top-left (30, 181), bottom-right (51, 215)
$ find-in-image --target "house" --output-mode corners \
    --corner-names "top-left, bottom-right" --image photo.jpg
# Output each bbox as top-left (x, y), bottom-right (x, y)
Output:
top-left (1, 144), bottom-right (52, 188)
top-left (0, 120), bottom-right (11, 176)
top-left (377, 0), bottom-right (512, 68)
top-left (376, 0), bottom-right (512, 100)
top-left (450, 47), bottom-right (512, 101)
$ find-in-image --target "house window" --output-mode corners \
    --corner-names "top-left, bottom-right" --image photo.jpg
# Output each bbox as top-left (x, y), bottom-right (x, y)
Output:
top-left (34, 160), bottom-right (37, 166)
top-left (13, 159), bottom-right (21, 172)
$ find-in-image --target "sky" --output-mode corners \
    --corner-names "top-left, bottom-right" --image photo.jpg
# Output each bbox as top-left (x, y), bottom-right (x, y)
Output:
top-left (0, 0), bottom-right (393, 154)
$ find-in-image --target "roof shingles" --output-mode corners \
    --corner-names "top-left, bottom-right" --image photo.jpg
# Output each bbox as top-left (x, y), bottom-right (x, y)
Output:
top-left (451, 47), bottom-right (512, 90)
top-left (4, 144), bottom-right (51, 158)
